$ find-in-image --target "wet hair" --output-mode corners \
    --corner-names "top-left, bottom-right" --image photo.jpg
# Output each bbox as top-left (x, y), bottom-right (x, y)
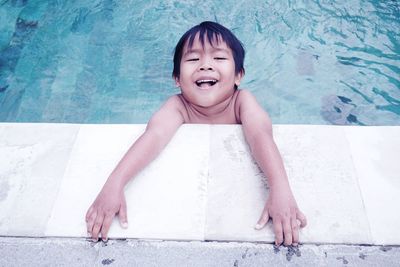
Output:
top-left (172, 21), bottom-right (245, 79)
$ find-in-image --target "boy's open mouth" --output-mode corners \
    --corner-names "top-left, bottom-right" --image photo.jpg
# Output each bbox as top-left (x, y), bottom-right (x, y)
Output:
top-left (195, 79), bottom-right (218, 88)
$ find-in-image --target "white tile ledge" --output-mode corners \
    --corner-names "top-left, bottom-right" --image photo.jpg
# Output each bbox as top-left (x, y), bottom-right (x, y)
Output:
top-left (0, 123), bottom-right (399, 245)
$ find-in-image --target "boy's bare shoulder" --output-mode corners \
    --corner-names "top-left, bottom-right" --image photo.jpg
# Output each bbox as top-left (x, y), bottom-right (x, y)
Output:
top-left (237, 89), bottom-right (256, 103)
top-left (236, 89), bottom-right (272, 125)
top-left (235, 89), bottom-right (258, 118)
top-left (160, 94), bottom-right (184, 110)
top-left (162, 94), bottom-right (189, 121)
top-left (147, 94), bottom-right (186, 131)
top-left (164, 94), bottom-right (183, 106)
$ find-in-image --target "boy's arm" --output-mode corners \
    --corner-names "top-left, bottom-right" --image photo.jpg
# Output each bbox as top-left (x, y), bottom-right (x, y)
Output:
top-left (238, 90), bottom-right (307, 246)
top-left (86, 95), bottom-right (185, 241)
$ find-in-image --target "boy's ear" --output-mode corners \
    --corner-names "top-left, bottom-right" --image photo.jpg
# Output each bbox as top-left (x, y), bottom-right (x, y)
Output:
top-left (234, 69), bottom-right (244, 87)
top-left (174, 76), bottom-right (181, 87)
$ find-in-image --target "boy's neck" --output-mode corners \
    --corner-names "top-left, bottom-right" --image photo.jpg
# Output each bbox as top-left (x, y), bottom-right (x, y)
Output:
top-left (181, 90), bottom-right (238, 122)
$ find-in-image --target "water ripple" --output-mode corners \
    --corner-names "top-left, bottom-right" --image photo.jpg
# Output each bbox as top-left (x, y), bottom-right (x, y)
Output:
top-left (0, 0), bottom-right (398, 124)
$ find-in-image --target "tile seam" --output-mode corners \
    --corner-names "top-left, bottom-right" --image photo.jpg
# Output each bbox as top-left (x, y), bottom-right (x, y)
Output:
top-left (343, 126), bottom-right (374, 245)
top-left (203, 124), bottom-right (211, 241)
top-left (43, 123), bottom-right (82, 236)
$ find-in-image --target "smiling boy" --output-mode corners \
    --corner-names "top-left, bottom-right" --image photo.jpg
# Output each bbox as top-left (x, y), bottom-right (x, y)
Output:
top-left (86, 21), bottom-right (307, 246)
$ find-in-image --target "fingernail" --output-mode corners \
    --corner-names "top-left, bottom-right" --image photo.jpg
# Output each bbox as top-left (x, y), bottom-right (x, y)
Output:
top-left (121, 222), bottom-right (128, 229)
top-left (102, 238), bottom-right (108, 242)
top-left (254, 223), bottom-right (262, 230)
top-left (92, 237), bottom-right (98, 242)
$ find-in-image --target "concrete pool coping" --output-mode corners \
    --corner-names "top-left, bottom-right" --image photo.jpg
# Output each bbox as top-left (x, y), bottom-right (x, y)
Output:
top-left (1, 123), bottom-right (400, 265)
top-left (1, 237), bottom-right (400, 266)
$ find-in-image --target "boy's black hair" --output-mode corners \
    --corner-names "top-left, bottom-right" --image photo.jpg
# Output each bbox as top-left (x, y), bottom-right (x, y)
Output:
top-left (172, 21), bottom-right (245, 79)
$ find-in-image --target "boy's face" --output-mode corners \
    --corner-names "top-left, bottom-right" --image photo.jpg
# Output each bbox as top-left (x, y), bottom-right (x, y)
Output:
top-left (175, 33), bottom-right (243, 108)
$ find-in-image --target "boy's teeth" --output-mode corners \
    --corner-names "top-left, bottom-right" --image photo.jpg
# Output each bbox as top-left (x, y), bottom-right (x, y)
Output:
top-left (196, 79), bottom-right (217, 86)
top-left (198, 79), bottom-right (216, 83)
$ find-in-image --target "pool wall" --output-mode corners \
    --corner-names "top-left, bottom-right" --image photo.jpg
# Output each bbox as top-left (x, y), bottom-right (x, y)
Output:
top-left (1, 123), bottom-right (399, 245)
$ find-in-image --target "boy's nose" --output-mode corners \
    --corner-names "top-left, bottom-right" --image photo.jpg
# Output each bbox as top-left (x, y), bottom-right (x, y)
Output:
top-left (199, 66), bottom-right (213, 71)
top-left (199, 57), bottom-right (214, 71)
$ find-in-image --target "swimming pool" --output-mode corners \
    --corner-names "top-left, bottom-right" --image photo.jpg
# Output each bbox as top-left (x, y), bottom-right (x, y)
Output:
top-left (0, 0), bottom-right (399, 125)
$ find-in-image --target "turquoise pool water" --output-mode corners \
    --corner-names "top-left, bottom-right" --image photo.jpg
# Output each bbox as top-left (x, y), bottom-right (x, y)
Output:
top-left (0, 0), bottom-right (399, 125)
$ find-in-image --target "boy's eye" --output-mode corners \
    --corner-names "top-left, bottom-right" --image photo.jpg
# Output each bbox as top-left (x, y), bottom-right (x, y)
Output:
top-left (187, 58), bottom-right (199, 61)
top-left (214, 57), bottom-right (227, 60)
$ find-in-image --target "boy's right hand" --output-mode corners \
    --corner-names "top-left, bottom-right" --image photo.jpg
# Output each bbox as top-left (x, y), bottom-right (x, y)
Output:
top-left (85, 184), bottom-right (128, 242)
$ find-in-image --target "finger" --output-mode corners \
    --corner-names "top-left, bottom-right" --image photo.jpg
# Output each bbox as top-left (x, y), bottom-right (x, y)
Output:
top-left (291, 217), bottom-right (299, 245)
top-left (91, 213), bottom-right (105, 242)
top-left (118, 198), bottom-right (128, 229)
top-left (100, 215), bottom-right (114, 241)
top-left (255, 209), bottom-right (270, 230)
top-left (86, 209), bottom-right (97, 235)
top-left (86, 206), bottom-right (93, 222)
top-left (283, 219), bottom-right (292, 246)
top-left (273, 220), bottom-right (283, 246)
top-left (297, 211), bottom-right (307, 228)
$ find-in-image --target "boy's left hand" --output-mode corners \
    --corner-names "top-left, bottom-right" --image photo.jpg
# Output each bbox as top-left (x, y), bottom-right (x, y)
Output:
top-left (254, 186), bottom-right (307, 246)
